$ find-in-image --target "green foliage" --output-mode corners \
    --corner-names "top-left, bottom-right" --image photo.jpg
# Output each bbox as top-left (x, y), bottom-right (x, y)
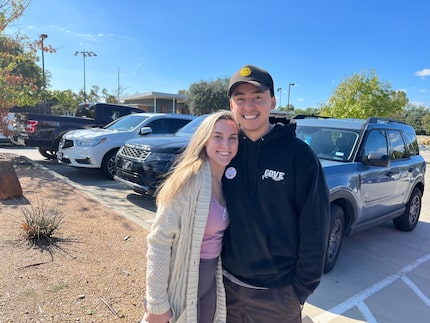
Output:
top-left (0, 34), bottom-right (41, 113)
top-left (289, 107), bottom-right (322, 117)
top-left (321, 69), bottom-right (409, 119)
top-left (19, 197), bottom-right (66, 241)
top-left (423, 113), bottom-right (430, 135)
top-left (395, 104), bottom-right (430, 135)
top-left (48, 89), bottom-right (80, 115)
top-left (0, 1), bottom-right (38, 114)
top-left (102, 87), bottom-right (119, 103)
top-left (186, 77), bottom-right (230, 115)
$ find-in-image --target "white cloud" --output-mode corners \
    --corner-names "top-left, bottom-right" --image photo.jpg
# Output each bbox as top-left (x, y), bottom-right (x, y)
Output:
top-left (415, 69), bottom-right (430, 77)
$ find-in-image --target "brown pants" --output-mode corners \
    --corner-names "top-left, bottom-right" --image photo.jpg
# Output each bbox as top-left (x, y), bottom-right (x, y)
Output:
top-left (198, 258), bottom-right (218, 323)
top-left (224, 277), bottom-right (302, 323)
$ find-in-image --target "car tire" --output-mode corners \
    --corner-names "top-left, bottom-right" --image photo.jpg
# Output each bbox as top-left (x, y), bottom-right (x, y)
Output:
top-left (393, 187), bottom-right (422, 232)
top-left (101, 149), bottom-right (119, 180)
top-left (324, 204), bottom-right (344, 273)
top-left (38, 147), bottom-right (57, 160)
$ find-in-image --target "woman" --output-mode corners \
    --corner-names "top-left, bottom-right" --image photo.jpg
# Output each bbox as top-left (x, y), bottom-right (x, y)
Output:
top-left (143, 110), bottom-right (239, 323)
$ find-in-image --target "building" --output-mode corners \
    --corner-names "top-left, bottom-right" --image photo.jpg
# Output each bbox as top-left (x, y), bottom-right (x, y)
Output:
top-left (120, 92), bottom-right (189, 114)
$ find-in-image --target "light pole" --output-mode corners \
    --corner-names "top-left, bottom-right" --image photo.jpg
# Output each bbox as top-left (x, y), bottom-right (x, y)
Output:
top-left (40, 34), bottom-right (48, 113)
top-left (277, 87), bottom-right (282, 109)
top-left (287, 83), bottom-right (295, 109)
top-left (74, 51), bottom-right (97, 103)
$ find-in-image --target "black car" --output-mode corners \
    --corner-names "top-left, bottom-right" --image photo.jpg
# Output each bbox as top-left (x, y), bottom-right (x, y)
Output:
top-left (114, 115), bottom-right (208, 195)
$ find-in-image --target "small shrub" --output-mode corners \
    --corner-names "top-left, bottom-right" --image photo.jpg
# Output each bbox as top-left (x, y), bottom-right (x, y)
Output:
top-left (19, 197), bottom-right (66, 241)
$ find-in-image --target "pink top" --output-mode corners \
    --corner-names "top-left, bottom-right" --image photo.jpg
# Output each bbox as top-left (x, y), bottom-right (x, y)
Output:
top-left (200, 195), bottom-right (230, 259)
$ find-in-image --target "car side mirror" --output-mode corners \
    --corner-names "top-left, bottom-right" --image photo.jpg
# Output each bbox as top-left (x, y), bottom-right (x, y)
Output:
top-left (140, 127), bottom-right (152, 135)
top-left (363, 153), bottom-right (390, 167)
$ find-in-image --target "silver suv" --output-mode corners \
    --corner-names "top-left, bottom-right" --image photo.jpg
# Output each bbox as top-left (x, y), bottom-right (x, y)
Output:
top-left (293, 117), bottom-right (426, 272)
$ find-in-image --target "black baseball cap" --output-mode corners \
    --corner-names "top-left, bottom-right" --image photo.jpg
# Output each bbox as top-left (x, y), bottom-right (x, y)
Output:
top-left (228, 65), bottom-right (274, 97)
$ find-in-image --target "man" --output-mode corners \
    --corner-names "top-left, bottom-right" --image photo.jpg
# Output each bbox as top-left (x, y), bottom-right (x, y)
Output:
top-left (222, 64), bottom-right (330, 322)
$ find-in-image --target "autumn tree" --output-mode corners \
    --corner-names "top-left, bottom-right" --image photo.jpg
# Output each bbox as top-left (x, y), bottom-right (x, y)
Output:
top-left (0, 35), bottom-right (40, 114)
top-left (0, 0), bottom-right (30, 32)
top-left (1, 0), bottom-right (55, 118)
top-left (321, 70), bottom-right (409, 119)
top-left (1, 0), bottom-right (34, 114)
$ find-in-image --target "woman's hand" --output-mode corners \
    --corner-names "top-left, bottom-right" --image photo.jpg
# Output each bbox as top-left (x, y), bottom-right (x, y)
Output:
top-left (142, 309), bottom-right (173, 323)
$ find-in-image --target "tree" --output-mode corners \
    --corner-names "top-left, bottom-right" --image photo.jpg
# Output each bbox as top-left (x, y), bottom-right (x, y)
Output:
top-left (102, 87), bottom-right (122, 103)
top-left (0, 0), bottom-right (31, 32)
top-left (48, 89), bottom-right (80, 115)
top-left (291, 107), bottom-right (322, 117)
top-left (397, 104), bottom-right (430, 135)
top-left (0, 34), bottom-right (39, 115)
top-left (186, 77), bottom-right (229, 115)
top-left (422, 113), bottom-right (430, 135)
top-left (1, 0), bottom-right (56, 117)
top-left (321, 70), bottom-right (409, 118)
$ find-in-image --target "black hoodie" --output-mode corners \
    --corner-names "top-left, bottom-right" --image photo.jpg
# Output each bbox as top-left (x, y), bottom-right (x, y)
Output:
top-left (222, 122), bottom-right (330, 304)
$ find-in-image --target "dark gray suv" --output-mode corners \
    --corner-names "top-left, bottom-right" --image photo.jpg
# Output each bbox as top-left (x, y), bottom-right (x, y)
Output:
top-left (294, 117), bottom-right (426, 272)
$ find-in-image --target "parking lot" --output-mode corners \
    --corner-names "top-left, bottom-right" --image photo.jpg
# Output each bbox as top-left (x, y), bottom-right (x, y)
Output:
top-left (1, 144), bottom-right (430, 322)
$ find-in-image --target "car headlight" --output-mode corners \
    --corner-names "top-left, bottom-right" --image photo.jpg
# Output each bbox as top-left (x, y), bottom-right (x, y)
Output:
top-left (75, 138), bottom-right (107, 147)
top-left (146, 152), bottom-right (175, 162)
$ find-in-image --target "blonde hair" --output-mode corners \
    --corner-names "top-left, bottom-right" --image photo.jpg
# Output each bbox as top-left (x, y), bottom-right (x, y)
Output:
top-left (156, 110), bottom-right (237, 206)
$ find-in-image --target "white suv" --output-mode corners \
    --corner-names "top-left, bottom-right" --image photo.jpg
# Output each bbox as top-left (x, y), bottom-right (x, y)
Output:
top-left (57, 113), bottom-right (195, 179)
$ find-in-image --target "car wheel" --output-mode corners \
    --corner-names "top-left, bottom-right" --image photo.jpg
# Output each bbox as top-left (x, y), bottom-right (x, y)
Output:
top-left (101, 149), bottom-right (119, 180)
top-left (324, 204), bottom-right (344, 273)
top-left (38, 147), bottom-right (57, 160)
top-left (393, 187), bottom-right (422, 232)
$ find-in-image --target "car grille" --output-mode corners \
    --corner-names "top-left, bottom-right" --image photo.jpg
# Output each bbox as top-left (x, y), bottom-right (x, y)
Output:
top-left (119, 145), bottom-right (151, 160)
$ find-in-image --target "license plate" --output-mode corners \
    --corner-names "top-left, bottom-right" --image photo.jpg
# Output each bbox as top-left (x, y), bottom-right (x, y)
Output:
top-left (122, 160), bottom-right (132, 170)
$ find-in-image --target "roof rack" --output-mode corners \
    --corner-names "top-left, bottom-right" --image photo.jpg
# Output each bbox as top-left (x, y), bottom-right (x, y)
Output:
top-left (291, 114), bottom-right (332, 119)
top-left (366, 117), bottom-right (406, 125)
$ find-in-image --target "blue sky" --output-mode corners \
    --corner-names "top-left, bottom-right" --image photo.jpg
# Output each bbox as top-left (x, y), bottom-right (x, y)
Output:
top-left (5, 0), bottom-right (430, 109)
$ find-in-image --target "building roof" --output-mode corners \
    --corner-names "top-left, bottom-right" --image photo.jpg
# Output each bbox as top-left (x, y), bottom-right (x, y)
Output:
top-left (121, 91), bottom-right (186, 102)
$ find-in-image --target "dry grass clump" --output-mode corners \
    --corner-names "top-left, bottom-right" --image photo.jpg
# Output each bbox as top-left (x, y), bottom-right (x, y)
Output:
top-left (19, 197), bottom-right (66, 241)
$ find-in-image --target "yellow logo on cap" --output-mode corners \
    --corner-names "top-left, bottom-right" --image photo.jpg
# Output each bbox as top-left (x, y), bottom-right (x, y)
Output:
top-left (240, 67), bottom-right (251, 77)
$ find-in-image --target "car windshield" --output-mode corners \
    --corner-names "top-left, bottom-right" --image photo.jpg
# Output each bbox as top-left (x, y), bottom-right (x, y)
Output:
top-left (104, 115), bottom-right (149, 131)
top-left (176, 114), bottom-right (208, 136)
top-left (296, 125), bottom-right (359, 161)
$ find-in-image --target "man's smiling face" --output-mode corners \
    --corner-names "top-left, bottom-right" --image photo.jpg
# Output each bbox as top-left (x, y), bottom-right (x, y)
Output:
top-left (229, 82), bottom-right (276, 141)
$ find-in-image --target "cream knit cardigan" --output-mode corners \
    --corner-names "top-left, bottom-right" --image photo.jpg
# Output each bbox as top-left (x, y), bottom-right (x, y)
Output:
top-left (145, 162), bottom-right (227, 323)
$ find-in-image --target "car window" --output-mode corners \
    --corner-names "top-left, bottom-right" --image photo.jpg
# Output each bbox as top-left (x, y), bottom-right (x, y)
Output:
top-left (177, 115), bottom-right (208, 136)
top-left (147, 119), bottom-right (170, 134)
top-left (333, 131), bottom-right (358, 160)
top-left (405, 131), bottom-right (420, 156)
top-left (363, 129), bottom-right (388, 159)
top-left (388, 130), bottom-right (408, 160)
top-left (296, 125), bottom-right (358, 161)
top-left (106, 115), bottom-right (149, 131)
top-left (168, 119), bottom-right (193, 133)
top-left (76, 104), bottom-right (95, 118)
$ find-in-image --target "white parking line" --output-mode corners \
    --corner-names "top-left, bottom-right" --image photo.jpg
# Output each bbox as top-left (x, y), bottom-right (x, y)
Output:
top-left (356, 301), bottom-right (377, 323)
top-left (401, 276), bottom-right (430, 308)
top-left (314, 253), bottom-right (430, 322)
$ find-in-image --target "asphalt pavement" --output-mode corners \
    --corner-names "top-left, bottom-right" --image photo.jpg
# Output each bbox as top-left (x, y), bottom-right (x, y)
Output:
top-left (0, 144), bottom-right (156, 231)
top-left (2, 143), bottom-right (430, 322)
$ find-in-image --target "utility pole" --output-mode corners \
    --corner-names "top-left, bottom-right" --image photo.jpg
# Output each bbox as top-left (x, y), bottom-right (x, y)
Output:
top-left (74, 51), bottom-right (97, 103)
top-left (40, 34), bottom-right (48, 113)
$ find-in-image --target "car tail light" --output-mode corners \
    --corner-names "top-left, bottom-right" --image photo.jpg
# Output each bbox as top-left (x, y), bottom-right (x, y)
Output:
top-left (26, 120), bottom-right (38, 133)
